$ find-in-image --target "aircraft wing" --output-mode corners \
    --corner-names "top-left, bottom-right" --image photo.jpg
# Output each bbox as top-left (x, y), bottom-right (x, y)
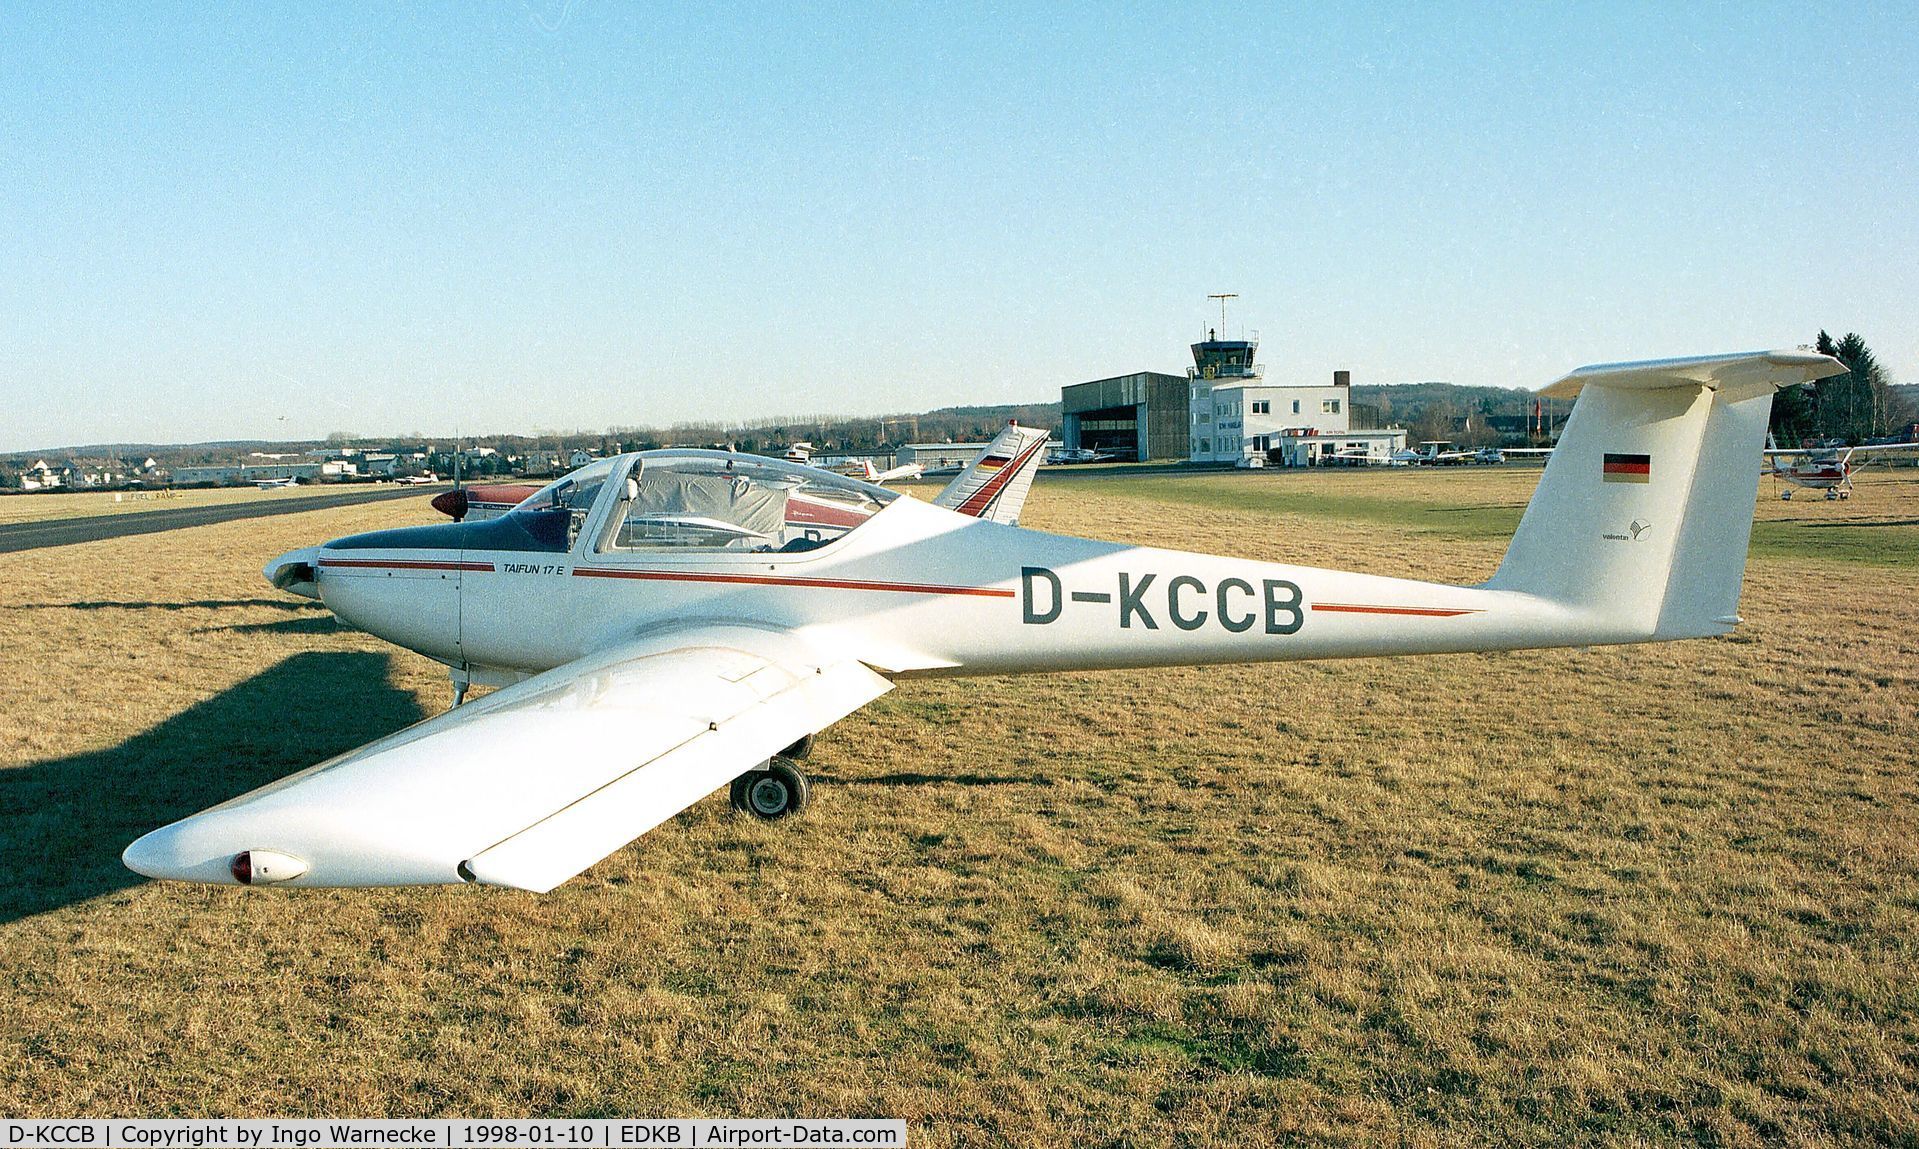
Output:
top-left (123, 626), bottom-right (892, 891)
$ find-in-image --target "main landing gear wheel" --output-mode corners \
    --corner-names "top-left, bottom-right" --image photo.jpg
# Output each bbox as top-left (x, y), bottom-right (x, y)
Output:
top-left (731, 757), bottom-right (810, 820)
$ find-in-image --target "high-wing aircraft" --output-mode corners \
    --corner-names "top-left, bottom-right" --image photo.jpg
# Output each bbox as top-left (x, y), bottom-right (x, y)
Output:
top-left (123, 352), bottom-right (1844, 891)
top-left (252, 476), bottom-right (297, 489)
top-left (1762, 442), bottom-right (1919, 499)
top-left (1048, 447), bottom-right (1118, 465)
top-left (394, 473), bottom-right (438, 486)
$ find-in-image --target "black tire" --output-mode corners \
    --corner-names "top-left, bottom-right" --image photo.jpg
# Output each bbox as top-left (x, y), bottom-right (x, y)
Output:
top-left (780, 733), bottom-right (816, 761)
top-left (730, 758), bottom-right (810, 820)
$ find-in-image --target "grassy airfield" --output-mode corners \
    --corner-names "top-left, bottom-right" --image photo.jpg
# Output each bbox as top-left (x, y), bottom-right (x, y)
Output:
top-left (0, 466), bottom-right (1914, 1145)
top-left (0, 483), bottom-right (363, 526)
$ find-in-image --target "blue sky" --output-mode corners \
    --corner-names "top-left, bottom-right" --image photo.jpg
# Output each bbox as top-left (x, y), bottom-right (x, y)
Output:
top-left (2, 2), bottom-right (1913, 451)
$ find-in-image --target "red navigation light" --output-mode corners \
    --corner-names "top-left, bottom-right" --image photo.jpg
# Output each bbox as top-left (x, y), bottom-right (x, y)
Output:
top-left (229, 851), bottom-right (254, 884)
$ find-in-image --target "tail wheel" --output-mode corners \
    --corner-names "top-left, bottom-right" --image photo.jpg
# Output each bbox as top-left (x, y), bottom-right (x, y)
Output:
top-left (780, 733), bottom-right (815, 761)
top-left (730, 758), bottom-right (810, 820)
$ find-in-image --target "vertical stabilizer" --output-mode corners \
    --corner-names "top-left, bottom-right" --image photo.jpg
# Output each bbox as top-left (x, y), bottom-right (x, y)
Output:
top-left (1487, 350), bottom-right (1846, 640)
top-left (933, 423), bottom-right (1052, 525)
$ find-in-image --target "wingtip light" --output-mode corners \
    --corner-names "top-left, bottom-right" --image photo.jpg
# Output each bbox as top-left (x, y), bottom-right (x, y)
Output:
top-left (229, 849), bottom-right (310, 885)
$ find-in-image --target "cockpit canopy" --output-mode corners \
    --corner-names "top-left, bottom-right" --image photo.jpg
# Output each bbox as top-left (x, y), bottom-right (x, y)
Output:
top-left (506, 450), bottom-right (899, 554)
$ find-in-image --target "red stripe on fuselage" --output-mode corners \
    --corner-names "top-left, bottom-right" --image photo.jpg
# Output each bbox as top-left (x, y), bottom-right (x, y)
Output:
top-left (572, 567), bottom-right (1014, 598)
top-left (319, 558), bottom-right (496, 572)
top-left (1310, 602), bottom-right (1482, 618)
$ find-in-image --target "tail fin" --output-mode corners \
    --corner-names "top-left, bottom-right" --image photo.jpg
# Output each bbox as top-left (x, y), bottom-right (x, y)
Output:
top-left (1488, 350), bottom-right (1845, 640)
top-left (934, 422), bottom-right (1051, 525)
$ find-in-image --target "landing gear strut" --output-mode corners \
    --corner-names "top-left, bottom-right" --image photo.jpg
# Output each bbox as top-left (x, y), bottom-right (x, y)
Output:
top-left (731, 757), bottom-right (811, 820)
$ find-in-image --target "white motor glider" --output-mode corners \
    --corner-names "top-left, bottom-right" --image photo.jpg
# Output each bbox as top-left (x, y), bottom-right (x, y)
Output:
top-left (124, 351), bottom-right (1844, 891)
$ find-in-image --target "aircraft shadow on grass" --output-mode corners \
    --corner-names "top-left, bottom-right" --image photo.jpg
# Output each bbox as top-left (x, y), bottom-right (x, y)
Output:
top-left (0, 650), bottom-right (424, 924)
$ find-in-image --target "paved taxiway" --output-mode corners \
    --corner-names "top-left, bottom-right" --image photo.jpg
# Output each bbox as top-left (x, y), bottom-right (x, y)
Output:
top-left (0, 486), bottom-right (448, 554)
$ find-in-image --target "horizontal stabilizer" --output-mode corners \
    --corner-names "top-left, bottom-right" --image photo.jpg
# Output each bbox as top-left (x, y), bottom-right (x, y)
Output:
top-left (1540, 349), bottom-right (1844, 402)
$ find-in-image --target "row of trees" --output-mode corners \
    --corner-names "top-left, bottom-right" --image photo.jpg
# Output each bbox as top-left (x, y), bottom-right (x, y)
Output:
top-left (1770, 332), bottom-right (1913, 446)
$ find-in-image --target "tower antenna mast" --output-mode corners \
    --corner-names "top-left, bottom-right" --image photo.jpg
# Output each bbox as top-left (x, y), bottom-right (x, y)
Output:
top-left (1207, 293), bottom-right (1238, 339)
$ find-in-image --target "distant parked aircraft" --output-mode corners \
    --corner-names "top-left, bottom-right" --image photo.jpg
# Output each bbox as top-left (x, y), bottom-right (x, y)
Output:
top-left (1048, 447), bottom-right (1117, 465)
top-left (1763, 442), bottom-right (1919, 499)
top-left (841, 458), bottom-right (925, 484)
top-left (253, 477), bottom-right (297, 489)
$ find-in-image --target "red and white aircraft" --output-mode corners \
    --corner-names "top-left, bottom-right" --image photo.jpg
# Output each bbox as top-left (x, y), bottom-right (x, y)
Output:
top-left (123, 352), bottom-right (1844, 892)
top-left (1763, 442), bottom-right (1919, 500)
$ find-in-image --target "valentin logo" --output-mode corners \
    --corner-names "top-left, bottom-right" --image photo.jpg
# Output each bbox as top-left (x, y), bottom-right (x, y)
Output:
top-left (1603, 452), bottom-right (1651, 483)
top-left (1628, 519), bottom-right (1650, 540)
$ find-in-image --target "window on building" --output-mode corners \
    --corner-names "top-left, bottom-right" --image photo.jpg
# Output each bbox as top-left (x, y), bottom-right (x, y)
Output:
top-left (1252, 400), bottom-right (1269, 415)
top-left (1322, 399), bottom-right (1341, 414)
top-left (1291, 400), bottom-right (1301, 414)
top-left (1200, 439), bottom-right (1211, 453)
top-left (1252, 435), bottom-right (1270, 452)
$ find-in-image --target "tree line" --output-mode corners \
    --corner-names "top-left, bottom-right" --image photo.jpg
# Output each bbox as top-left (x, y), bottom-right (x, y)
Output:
top-left (1771, 332), bottom-right (1914, 446)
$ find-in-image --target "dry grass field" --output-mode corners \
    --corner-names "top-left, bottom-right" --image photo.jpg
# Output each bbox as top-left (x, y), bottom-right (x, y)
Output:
top-left (1, 467), bottom-right (1914, 1146)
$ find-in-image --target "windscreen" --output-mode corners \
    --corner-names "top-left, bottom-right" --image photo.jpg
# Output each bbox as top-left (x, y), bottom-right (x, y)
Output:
top-left (505, 458), bottom-right (618, 550)
top-left (598, 451), bottom-right (897, 553)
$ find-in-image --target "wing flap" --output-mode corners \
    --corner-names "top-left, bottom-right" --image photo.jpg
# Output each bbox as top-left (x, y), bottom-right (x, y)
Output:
top-left (465, 658), bottom-right (889, 891)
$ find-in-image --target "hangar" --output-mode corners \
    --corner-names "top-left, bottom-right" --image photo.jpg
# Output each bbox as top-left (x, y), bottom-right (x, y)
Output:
top-left (1060, 372), bottom-right (1189, 462)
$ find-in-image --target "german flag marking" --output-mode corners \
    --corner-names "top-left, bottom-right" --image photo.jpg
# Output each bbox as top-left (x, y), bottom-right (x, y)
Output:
top-left (1602, 452), bottom-right (1651, 483)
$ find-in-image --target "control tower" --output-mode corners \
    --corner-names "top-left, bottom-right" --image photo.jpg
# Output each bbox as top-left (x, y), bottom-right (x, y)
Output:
top-left (1188, 329), bottom-right (1263, 384)
top-left (1189, 294), bottom-right (1260, 383)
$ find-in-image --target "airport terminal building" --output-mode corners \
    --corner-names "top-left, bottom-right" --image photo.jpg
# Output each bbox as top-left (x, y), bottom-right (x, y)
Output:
top-left (1062, 327), bottom-right (1405, 466)
top-left (1186, 334), bottom-right (1405, 466)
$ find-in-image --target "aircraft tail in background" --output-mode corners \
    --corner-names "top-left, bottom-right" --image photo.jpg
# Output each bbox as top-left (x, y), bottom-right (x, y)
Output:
top-left (933, 422), bottom-right (1052, 526)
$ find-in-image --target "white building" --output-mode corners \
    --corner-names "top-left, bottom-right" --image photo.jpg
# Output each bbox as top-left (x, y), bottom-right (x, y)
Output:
top-left (895, 442), bottom-right (991, 470)
top-left (175, 462), bottom-right (326, 486)
top-left (1187, 334), bottom-right (1404, 466)
top-left (19, 460), bottom-right (62, 490)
